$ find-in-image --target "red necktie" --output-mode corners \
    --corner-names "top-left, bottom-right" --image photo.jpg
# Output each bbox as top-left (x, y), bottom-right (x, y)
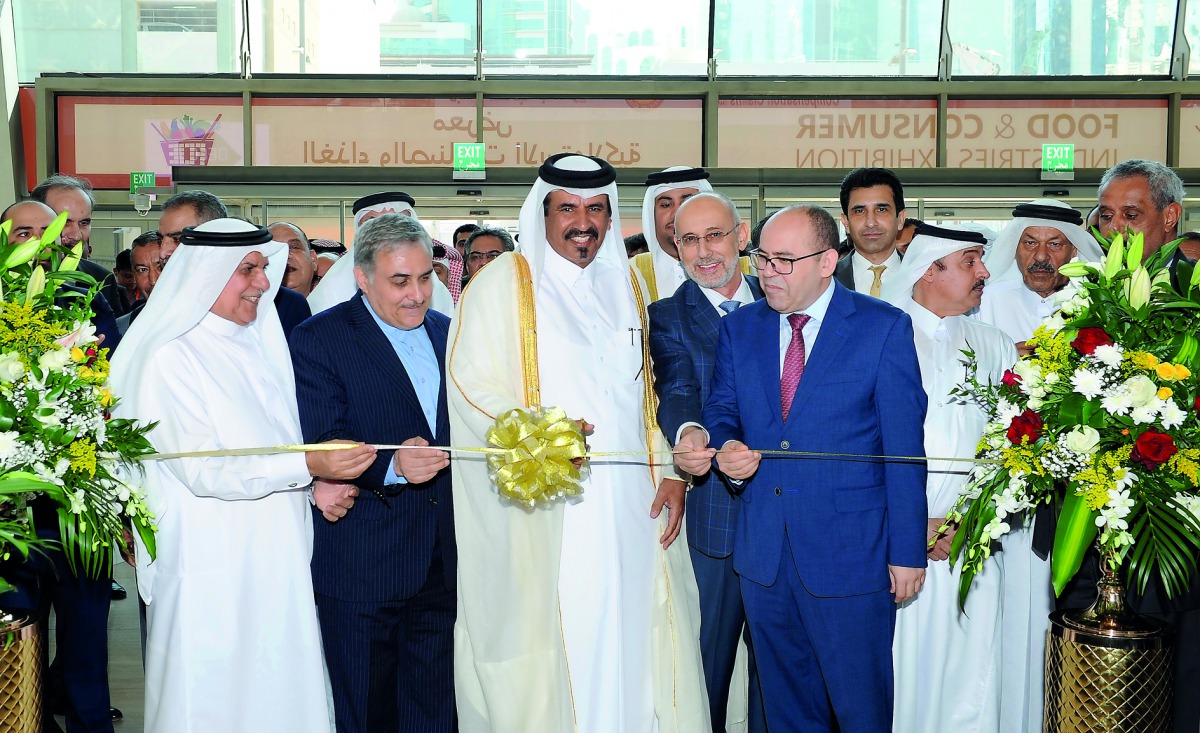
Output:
top-left (781, 313), bottom-right (811, 421)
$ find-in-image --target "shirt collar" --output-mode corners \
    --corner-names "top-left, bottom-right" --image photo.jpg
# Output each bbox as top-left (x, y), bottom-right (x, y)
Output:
top-left (852, 247), bottom-right (902, 275)
top-left (361, 293), bottom-right (424, 334)
top-left (904, 299), bottom-right (961, 342)
top-left (699, 273), bottom-right (754, 312)
top-left (780, 277), bottom-right (835, 326)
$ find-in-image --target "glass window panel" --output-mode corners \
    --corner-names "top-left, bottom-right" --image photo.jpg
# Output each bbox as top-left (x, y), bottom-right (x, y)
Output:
top-left (14, 0), bottom-right (243, 81)
top-left (1187, 2), bottom-right (1200, 75)
top-left (946, 99), bottom-right (1166, 167)
top-left (481, 99), bottom-right (702, 167)
top-left (717, 99), bottom-right (939, 168)
top-left (57, 96), bottom-right (245, 189)
top-left (250, 97), bottom-right (476, 167)
top-left (715, 0), bottom-right (943, 76)
top-left (948, 0), bottom-right (1177, 76)
top-left (481, 0), bottom-right (708, 76)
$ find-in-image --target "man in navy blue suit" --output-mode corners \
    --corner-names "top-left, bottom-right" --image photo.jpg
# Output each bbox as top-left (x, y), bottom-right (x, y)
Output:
top-left (290, 214), bottom-right (456, 733)
top-left (679, 204), bottom-right (928, 733)
top-left (648, 191), bottom-right (767, 733)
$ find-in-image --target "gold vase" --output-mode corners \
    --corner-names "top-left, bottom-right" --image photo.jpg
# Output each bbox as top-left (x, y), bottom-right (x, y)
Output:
top-left (0, 614), bottom-right (41, 733)
top-left (1043, 556), bottom-right (1174, 733)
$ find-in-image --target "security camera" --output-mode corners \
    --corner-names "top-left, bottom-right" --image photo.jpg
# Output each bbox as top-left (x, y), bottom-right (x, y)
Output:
top-left (132, 193), bottom-right (154, 217)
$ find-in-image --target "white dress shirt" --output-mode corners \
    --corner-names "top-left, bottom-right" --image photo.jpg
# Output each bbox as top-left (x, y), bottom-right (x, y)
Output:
top-left (851, 248), bottom-right (902, 295)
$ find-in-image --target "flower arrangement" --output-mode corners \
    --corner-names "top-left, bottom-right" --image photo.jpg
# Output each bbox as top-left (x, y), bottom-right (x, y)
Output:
top-left (0, 214), bottom-right (156, 595)
top-left (948, 231), bottom-right (1200, 607)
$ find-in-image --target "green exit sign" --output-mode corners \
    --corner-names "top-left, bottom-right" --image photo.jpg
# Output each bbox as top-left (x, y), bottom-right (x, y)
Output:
top-left (130, 171), bottom-right (155, 194)
top-left (454, 143), bottom-right (485, 171)
top-left (1042, 144), bottom-right (1074, 173)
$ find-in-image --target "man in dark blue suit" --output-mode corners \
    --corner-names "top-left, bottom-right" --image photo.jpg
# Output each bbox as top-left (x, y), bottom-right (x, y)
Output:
top-left (290, 213), bottom-right (456, 733)
top-left (679, 204), bottom-right (928, 733)
top-left (648, 191), bottom-right (767, 733)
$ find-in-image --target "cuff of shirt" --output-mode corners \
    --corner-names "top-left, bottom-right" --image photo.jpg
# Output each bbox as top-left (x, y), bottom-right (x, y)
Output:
top-left (384, 460), bottom-right (409, 486)
top-left (675, 422), bottom-right (710, 446)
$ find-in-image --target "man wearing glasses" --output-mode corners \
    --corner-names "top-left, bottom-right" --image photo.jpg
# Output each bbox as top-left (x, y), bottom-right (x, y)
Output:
top-left (678, 204), bottom-right (928, 733)
top-left (649, 191), bottom-right (767, 733)
top-left (462, 227), bottom-right (514, 280)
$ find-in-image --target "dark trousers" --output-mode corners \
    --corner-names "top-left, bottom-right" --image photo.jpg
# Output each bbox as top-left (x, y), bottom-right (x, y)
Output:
top-left (740, 533), bottom-right (895, 733)
top-left (691, 546), bottom-right (768, 733)
top-left (316, 542), bottom-right (456, 733)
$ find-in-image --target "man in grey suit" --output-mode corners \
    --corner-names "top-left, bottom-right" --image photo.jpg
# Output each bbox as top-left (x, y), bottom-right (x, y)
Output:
top-left (649, 191), bottom-right (766, 733)
top-left (834, 167), bottom-right (908, 297)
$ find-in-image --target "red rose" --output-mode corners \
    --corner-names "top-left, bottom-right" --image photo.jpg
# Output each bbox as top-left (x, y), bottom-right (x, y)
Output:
top-left (1130, 430), bottom-right (1178, 470)
top-left (1071, 327), bottom-right (1114, 355)
top-left (1195, 395), bottom-right (1200, 414)
top-left (1006, 409), bottom-right (1043, 445)
top-left (1001, 370), bottom-right (1022, 389)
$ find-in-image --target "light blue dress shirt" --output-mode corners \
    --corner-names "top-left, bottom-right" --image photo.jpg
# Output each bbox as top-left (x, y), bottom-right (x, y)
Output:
top-left (362, 297), bottom-right (441, 485)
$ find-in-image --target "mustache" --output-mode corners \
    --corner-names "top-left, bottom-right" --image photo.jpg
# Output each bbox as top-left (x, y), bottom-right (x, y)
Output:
top-left (1025, 261), bottom-right (1056, 274)
top-left (564, 228), bottom-right (599, 240)
top-left (972, 279), bottom-right (986, 291)
top-left (693, 257), bottom-right (728, 268)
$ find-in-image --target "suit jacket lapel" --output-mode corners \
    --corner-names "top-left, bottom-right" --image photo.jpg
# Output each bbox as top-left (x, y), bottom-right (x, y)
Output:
top-left (349, 295), bottom-right (426, 428)
top-left (785, 282), bottom-right (855, 422)
top-left (426, 313), bottom-right (451, 445)
top-left (752, 303), bottom-right (785, 426)
top-left (683, 281), bottom-right (722, 348)
top-left (746, 275), bottom-right (765, 301)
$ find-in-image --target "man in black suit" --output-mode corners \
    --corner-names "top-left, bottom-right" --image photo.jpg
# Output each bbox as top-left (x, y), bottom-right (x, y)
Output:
top-left (290, 213), bottom-right (456, 733)
top-left (833, 167), bottom-right (908, 297)
top-left (649, 191), bottom-right (766, 732)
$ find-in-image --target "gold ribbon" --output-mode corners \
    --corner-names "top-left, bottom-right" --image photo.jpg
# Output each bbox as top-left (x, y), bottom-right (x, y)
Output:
top-left (484, 407), bottom-right (588, 507)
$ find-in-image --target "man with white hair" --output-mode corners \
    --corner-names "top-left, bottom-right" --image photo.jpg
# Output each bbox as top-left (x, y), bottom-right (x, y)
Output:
top-left (448, 153), bottom-right (708, 733)
top-left (110, 219), bottom-right (377, 733)
top-left (634, 166), bottom-right (714, 300)
top-left (880, 225), bottom-right (1017, 733)
top-left (308, 192), bottom-right (454, 315)
top-left (974, 200), bottom-right (1101, 732)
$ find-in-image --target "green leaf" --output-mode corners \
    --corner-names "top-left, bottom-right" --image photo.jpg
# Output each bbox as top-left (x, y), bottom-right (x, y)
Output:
top-left (1052, 487), bottom-right (1100, 597)
top-left (3, 238), bottom-right (46, 269)
top-left (1059, 393), bottom-right (1085, 426)
top-left (39, 211), bottom-right (68, 251)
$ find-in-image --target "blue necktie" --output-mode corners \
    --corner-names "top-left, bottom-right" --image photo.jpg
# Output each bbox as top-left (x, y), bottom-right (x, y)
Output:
top-left (718, 300), bottom-right (740, 315)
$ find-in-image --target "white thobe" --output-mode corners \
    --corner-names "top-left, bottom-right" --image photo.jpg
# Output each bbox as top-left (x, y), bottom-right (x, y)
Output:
top-left (893, 303), bottom-right (1016, 733)
top-left (540, 251), bottom-right (659, 733)
top-left (975, 278), bottom-right (1061, 345)
top-left (447, 252), bottom-right (709, 733)
top-left (134, 313), bottom-right (332, 733)
top-left (974, 277), bottom-right (1058, 733)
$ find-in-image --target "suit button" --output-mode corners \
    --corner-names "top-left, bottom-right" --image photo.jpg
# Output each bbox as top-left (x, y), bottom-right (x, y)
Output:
top-left (780, 440), bottom-right (790, 450)
top-left (429, 496), bottom-right (438, 506)
top-left (774, 487), bottom-right (782, 496)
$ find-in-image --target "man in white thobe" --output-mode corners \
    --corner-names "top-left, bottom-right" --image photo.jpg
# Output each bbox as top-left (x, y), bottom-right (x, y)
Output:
top-left (308, 191), bottom-right (454, 315)
top-left (632, 166), bottom-right (714, 301)
top-left (448, 153), bottom-right (708, 733)
top-left (109, 219), bottom-right (376, 733)
top-left (881, 224), bottom-right (1018, 733)
top-left (974, 199), bottom-right (1101, 733)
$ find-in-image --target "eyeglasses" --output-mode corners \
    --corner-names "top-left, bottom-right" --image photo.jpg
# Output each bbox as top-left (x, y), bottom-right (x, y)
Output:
top-left (467, 250), bottom-right (505, 263)
top-left (675, 228), bottom-right (736, 248)
top-left (750, 249), bottom-right (827, 276)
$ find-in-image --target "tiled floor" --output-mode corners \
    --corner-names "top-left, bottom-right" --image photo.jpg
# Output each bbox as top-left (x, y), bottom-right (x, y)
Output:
top-left (49, 561), bottom-right (144, 731)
